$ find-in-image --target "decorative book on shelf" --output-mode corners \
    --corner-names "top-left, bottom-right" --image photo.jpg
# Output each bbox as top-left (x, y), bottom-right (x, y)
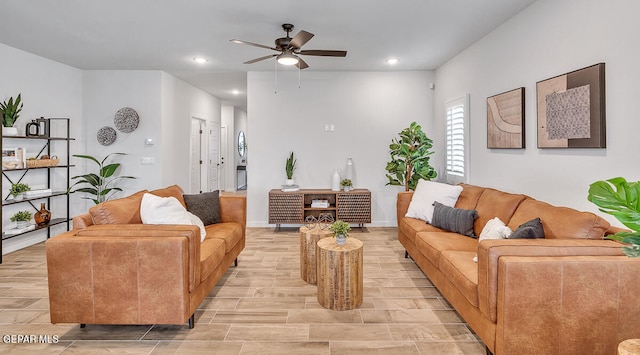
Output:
top-left (311, 199), bottom-right (330, 208)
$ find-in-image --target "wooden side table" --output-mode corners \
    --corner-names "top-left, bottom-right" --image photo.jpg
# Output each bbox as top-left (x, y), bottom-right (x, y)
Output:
top-left (619, 339), bottom-right (640, 355)
top-left (316, 237), bottom-right (363, 310)
top-left (299, 225), bottom-right (332, 284)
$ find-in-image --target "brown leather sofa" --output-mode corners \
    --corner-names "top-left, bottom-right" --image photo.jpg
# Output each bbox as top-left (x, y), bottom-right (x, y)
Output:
top-left (46, 185), bottom-right (245, 328)
top-left (397, 183), bottom-right (640, 355)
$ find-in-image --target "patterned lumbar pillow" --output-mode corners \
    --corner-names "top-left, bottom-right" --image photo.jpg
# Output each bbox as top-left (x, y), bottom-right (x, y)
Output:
top-left (509, 217), bottom-right (544, 239)
top-left (431, 201), bottom-right (478, 238)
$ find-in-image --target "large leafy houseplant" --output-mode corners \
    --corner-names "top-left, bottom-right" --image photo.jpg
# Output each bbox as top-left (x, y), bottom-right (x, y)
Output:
top-left (385, 121), bottom-right (437, 191)
top-left (588, 177), bottom-right (640, 257)
top-left (1, 94), bottom-right (23, 128)
top-left (69, 153), bottom-right (136, 204)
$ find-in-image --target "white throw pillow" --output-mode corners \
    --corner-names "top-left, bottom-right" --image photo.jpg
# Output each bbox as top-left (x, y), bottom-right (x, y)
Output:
top-left (140, 193), bottom-right (206, 242)
top-left (473, 217), bottom-right (512, 262)
top-left (405, 180), bottom-right (463, 223)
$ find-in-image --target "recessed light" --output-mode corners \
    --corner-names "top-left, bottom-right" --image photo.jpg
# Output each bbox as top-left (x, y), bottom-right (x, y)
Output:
top-left (193, 57), bottom-right (208, 64)
top-left (386, 58), bottom-right (399, 65)
top-left (231, 90), bottom-right (240, 95)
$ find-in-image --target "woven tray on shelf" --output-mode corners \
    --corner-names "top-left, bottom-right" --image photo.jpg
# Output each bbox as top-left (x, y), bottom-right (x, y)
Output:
top-left (26, 158), bottom-right (59, 168)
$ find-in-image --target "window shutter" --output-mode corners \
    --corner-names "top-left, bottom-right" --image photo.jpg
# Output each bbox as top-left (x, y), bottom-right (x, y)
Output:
top-left (446, 101), bottom-right (465, 177)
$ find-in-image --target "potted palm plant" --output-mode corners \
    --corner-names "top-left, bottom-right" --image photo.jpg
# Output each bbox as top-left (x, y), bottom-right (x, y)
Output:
top-left (1, 94), bottom-right (23, 136)
top-left (68, 153), bottom-right (136, 204)
top-left (285, 151), bottom-right (297, 186)
top-left (329, 220), bottom-right (351, 245)
top-left (10, 210), bottom-right (32, 229)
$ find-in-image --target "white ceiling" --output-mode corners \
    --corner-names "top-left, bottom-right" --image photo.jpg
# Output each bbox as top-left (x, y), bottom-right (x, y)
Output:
top-left (1, 0), bottom-right (536, 109)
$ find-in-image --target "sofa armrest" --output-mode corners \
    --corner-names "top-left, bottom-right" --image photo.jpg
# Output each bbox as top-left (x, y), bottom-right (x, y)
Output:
top-left (46, 225), bottom-right (199, 325)
top-left (494, 255), bottom-right (640, 355)
top-left (476, 238), bottom-right (624, 324)
top-left (397, 191), bottom-right (414, 223)
top-left (220, 195), bottom-right (246, 226)
top-left (72, 213), bottom-right (94, 229)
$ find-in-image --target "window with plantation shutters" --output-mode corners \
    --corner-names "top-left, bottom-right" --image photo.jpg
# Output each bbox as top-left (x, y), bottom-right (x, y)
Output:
top-left (445, 95), bottom-right (469, 184)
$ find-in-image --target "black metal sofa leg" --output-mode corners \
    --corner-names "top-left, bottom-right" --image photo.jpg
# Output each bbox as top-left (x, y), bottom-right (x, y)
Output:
top-left (188, 314), bottom-right (195, 329)
top-left (404, 250), bottom-right (409, 259)
top-left (234, 258), bottom-right (238, 267)
top-left (80, 324), bottom-right (86, 328)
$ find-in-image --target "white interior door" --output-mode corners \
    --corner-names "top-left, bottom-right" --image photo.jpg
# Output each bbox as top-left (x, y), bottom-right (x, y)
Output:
top-left (189, 118), bottom-right (204, 193)
top-left (220, 126), bottom-right (227, 191)
top-left (208, 123), bottom-right (220, 191)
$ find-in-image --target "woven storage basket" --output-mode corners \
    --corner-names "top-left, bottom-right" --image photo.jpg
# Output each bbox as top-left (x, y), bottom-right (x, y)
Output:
top-left (26, 158), bottom-right (59, 168)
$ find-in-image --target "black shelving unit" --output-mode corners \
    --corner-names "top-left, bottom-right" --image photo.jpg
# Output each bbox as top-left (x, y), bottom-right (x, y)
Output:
top-left (1, 118), bottom-right (73, 264)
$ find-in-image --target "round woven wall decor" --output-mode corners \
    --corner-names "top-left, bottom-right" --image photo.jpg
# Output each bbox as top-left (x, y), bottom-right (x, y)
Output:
top-left (97, 126), bottom-right (117, 146)
top-left (114, 107), bottom-right (139, 133)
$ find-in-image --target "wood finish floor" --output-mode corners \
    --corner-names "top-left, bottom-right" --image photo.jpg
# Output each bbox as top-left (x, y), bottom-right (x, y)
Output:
top-left (0, 227), bottom-right (485, 354)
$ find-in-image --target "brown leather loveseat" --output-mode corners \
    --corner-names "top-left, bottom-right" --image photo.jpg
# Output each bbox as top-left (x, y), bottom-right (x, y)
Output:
top-left (397, 183), bottom-right (640, 355)
top-left (46, 185), bottom-right (245, 328)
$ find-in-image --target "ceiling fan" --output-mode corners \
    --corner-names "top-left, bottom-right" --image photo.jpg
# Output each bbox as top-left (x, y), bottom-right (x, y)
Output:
top-left (230, 23), bottom-right (347, 70)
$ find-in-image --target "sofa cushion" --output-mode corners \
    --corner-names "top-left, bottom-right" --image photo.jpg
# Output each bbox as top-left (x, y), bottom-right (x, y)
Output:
top-left (205, 222), bottom-right (243, 253)
top-left (439, 250), bottom-right (479, 307)
top-left (405, 180), bottom-right (463, 223)
top-left (509, 217), bottom-right (544, 239)
top-left (415, 231), bottom-right (478, 267)
top-left (455, 184), bottom-right (486, 210)
top-left (473, 189), bottom-right (527, 237)
top-left (200, 238), bottom-right (226, 282)
top-left (89, 190), bottom-right (148, 225)
top-left (140, 193), bottom-right (206, 241)
top-left (399, 217), bottom-right (446, 246)
top-left (150, 185), bottom-right (186, 208)
top-left (431, 201), bottom-right (478, 238)
top-left (508, 198), bottom-right (610, 240)
top-left (184, 190), bottom-right (221, 225)
top-left (474, 217), bottom-right (512, 262)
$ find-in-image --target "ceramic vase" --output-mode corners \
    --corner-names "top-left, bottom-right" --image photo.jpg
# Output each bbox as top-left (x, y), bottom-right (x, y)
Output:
top-left (2, 126), bottom-right (18, 136)
top-left (345, 158), bottom-right (355, 187)
top-left (34, 203), bottom-right (51, 225)
top-left (285, 178), bottom-right (295, 186)
top-left (336, 234), bottom-right (346, 245)
top-left (16, 220), bottom-right (28, 229)
top-left (331, 169), bottom-right (341, 191)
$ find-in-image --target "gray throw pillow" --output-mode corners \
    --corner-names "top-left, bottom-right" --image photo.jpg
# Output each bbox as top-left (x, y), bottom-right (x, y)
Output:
top-left (509, 217), bottom-right (544, 239)
top-left (431, 201), bottom-right (478, 238)
top-left (183, 190), bottom-right (221, 225)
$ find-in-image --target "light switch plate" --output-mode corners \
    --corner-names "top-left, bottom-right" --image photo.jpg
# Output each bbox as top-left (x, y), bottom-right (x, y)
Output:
top-left (141, 157), bottom-right (154, 165)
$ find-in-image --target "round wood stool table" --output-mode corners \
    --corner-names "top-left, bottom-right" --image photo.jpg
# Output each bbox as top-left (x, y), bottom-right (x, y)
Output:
top-left (619, 339), bottom-right (640, 355)
top-left (316, 237), bottom-right (363, 310)
top-left (299, 225), bottom-right (332, 284)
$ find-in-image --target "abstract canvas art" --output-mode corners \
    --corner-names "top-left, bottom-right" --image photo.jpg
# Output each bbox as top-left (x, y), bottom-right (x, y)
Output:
top-left (487, 87), bottom-right (525, 149)
top-left (536, 63), bottom-right (606, 148)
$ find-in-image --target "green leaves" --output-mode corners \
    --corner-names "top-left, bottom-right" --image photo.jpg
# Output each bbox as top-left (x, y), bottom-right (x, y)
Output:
top-left (68, 153), bottom-right (135, 204)
top-left (385, 121), bottom-right (437, 191)
top-left (1, 93), bottom-right (23, 127)
top-left (588, 177), bottom-right (640, 257)
top-left (285, 151), bottom-right (296, 179)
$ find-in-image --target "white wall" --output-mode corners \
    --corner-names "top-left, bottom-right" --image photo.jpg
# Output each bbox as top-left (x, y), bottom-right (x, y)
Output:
top-left (433, 0), bottom-right (640, 226)
top-left (247, 71), bottom-right (435, 227)
top-left (0, 43), bottom-right (83, 253)
top-left (160, 72), bottom-right (221, 191)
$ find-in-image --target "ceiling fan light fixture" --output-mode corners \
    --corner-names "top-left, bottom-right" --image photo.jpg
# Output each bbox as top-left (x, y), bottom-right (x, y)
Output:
top-left (277, 53), bottom-right (299, 66)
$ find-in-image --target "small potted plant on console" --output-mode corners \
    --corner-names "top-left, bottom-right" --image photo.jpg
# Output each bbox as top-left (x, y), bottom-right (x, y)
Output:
top-left (341, 179), bottom-right (353, 192)
top-left (10, 210), bottom-right (32, 229)
top-left (10, 183), bottom-right (30, 201)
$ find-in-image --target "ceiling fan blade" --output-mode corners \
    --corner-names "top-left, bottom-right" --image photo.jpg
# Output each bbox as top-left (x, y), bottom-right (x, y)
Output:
top-left (230, 39), bottom-right (278, 51)
top-left (290, 30), bottom-right (314, 49)
top-left (296, 58), bottom-right (309, 70)
top-left (298, 50), bottom-right (347, 57)
top-left (243, 54), bottom-right (277, 64)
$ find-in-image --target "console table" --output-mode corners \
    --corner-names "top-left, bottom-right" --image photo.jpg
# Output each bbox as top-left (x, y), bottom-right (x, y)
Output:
top-left (268, 188), bottom-right (371, 229)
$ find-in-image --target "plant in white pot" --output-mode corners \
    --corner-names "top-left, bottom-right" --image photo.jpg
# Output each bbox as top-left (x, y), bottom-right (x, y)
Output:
top-left (285, 151), bottom-right (297, 186)
top-left (341, 179), bottom-right (353, 192)
top-left (10, 183), bottom-right (30, 201)
top-left (329, 220), bottom-right (351, 245)
top-left (1, 94), bottom-right (23, 136)
top-left (10, 210), bottom-right (32, 229)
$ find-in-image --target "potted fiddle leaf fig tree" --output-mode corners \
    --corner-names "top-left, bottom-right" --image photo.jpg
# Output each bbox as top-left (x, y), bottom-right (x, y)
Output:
top-left (69, 153), bottom-right (136, 204)
top-left (588, 177), bottom-right (640, 257)
top-left (385, 121), bottom-right (437, 191)
top-left (1, 93), bottom-right (23, 136)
